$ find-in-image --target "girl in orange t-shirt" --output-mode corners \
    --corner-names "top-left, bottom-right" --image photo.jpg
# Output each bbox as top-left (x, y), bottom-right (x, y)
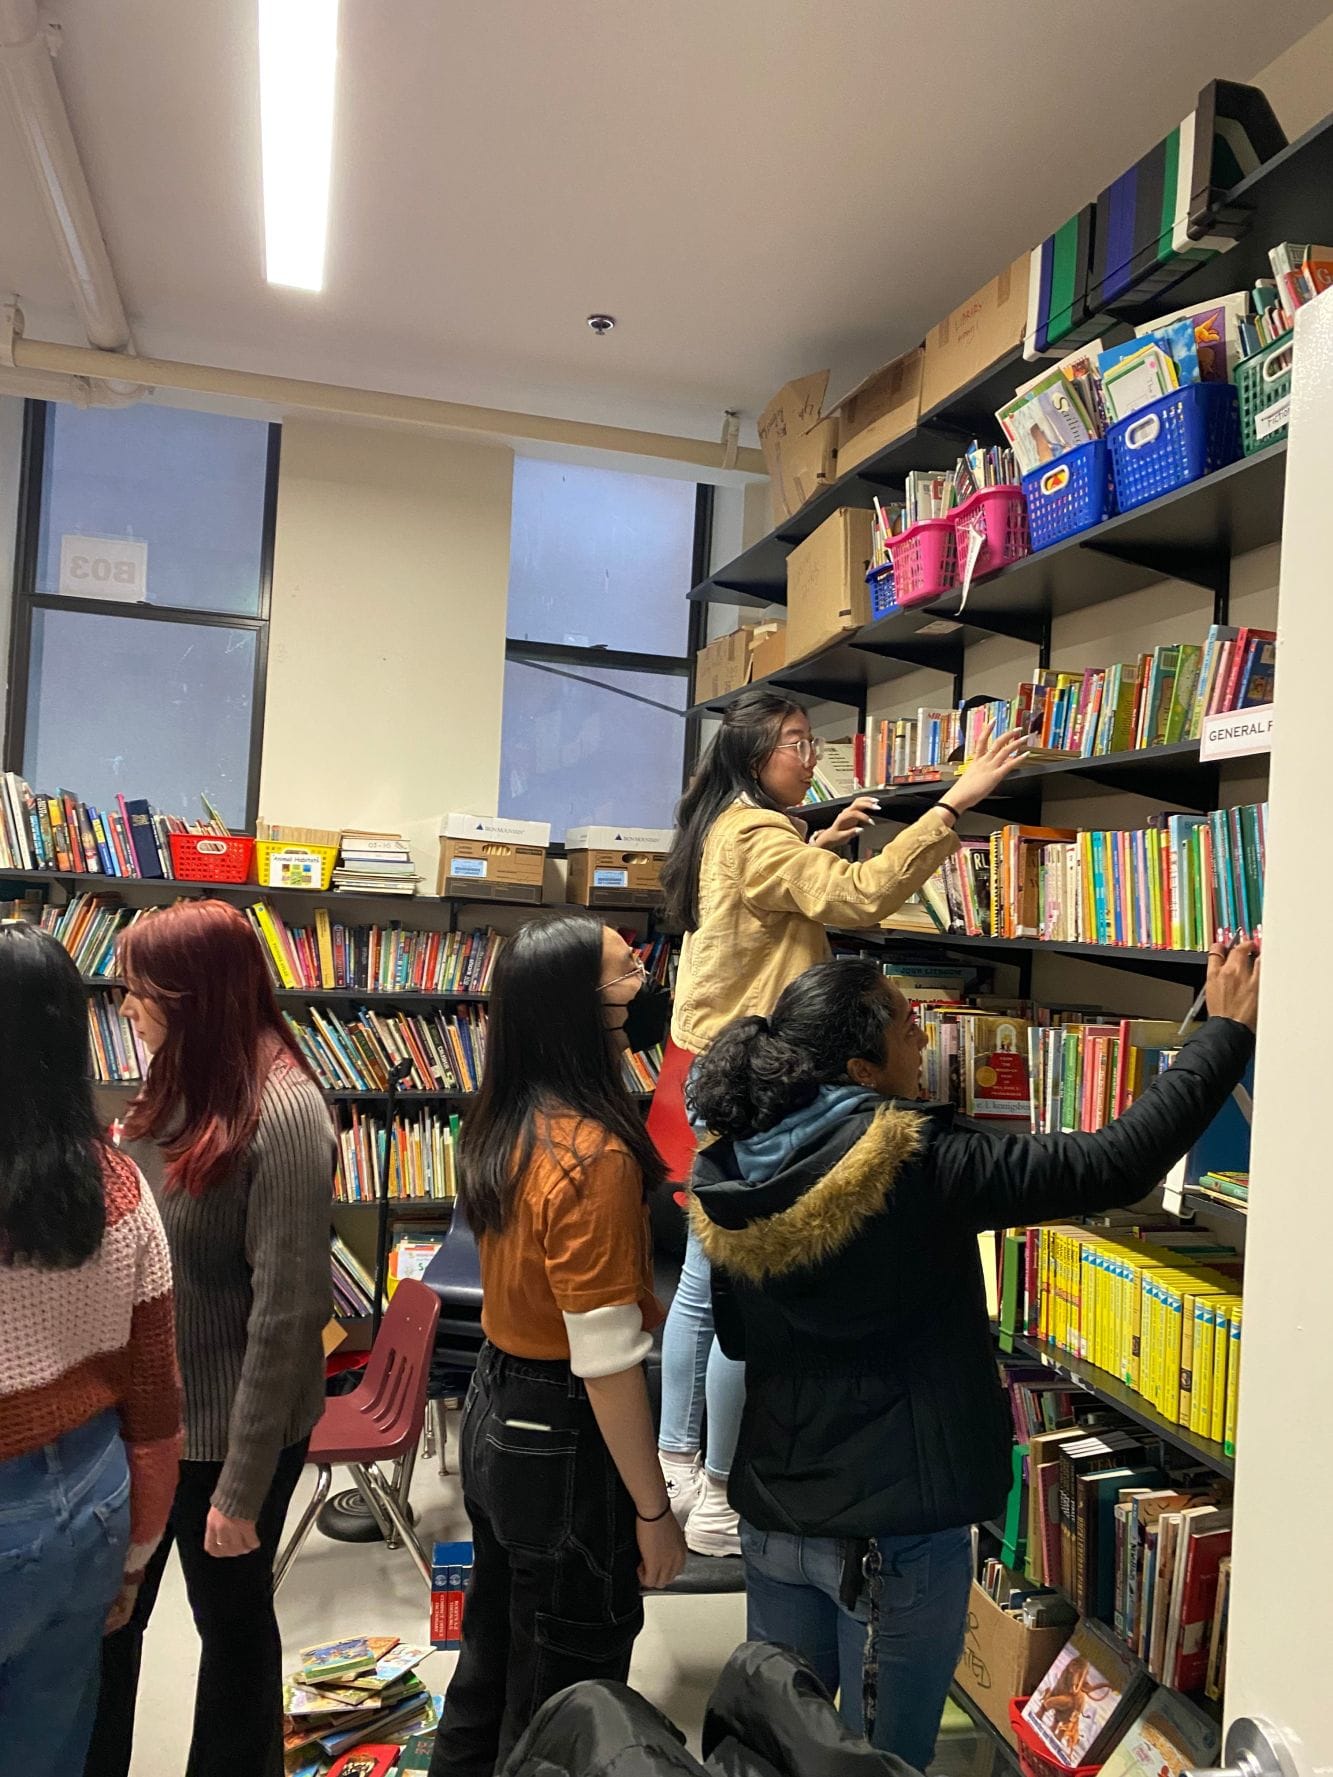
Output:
top-left (430, 914), bottom-right (685, 1777)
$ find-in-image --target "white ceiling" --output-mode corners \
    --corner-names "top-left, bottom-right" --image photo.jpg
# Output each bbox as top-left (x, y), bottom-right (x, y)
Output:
top-left (2, 0), bottom-right (1329, 444)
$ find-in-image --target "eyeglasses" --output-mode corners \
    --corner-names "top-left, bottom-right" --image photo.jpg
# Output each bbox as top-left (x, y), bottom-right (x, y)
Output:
top-left (600, 956), bottom-right (647, 994)
top-left (771, 737), bottom-right (824, 766)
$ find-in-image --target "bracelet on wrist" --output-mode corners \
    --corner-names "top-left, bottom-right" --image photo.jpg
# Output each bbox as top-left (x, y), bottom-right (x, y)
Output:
top-left (636, 1500), bottom-right (672, 1523)
top-left (938, 799), bottom-right (961, 822)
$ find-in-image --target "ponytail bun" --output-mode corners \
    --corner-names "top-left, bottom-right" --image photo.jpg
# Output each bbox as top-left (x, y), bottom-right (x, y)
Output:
top-left (687, 1014), bottom-right (819, 1140)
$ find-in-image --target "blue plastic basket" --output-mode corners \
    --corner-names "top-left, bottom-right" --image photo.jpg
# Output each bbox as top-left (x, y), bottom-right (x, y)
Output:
top-left (1107, 382), bottom-right (1240, 513)
top-left (1021, 441), bottom-right (1116, 551)
top-left (867, 562), bottom-right (896, 619)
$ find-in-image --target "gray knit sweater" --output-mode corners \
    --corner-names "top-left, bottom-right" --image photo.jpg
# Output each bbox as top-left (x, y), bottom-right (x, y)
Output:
top-left (132, 1060), bottom-right (335, 1520)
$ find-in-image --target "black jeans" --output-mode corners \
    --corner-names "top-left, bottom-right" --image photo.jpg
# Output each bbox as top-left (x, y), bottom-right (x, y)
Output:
top-left (83, 1439), bottom-right (308, 1777)
top-left (430, 1344), bottom-right (644, 1777)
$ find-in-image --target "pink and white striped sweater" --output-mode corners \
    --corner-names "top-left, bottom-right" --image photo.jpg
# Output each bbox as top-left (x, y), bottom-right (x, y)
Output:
top-left (0, 1146), bottom-right (182, 1578)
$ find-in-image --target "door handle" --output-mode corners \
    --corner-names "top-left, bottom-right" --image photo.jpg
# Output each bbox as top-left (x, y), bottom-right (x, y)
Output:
top-left (1186, 1716), bottom-right (1299, 1777)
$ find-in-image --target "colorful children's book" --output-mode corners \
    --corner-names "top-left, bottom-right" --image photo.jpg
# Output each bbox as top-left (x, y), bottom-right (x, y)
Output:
top-left (299, 1637), bottom-right (378, 1683)
top-left (1099, 1686), bottom-right (1222, 1777)
top-left (1023, 1619), bottom-right (1154, 1765)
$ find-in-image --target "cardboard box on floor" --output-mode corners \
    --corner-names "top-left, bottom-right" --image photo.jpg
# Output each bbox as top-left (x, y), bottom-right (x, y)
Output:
top-left (694, 626), bottom-right (757, 702)
top-left (784, 508), bottom-right (874, 665)
top-left (565, 825), bottom-right (671, 909)
top-left (833, 347), bottom-right (924, 478)
top-left (437, 813), bottom-right (549, 903)
top-left (757, 371), bottom-right (838, 528)
top-left (954, 1582), bottom-right (1068, 1749)
top-left (921, 256), bottom-right (1031, 416)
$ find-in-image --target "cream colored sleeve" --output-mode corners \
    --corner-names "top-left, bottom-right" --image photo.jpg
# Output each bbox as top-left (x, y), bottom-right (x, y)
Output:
top-left (732, 807), bottom-right (960, 929)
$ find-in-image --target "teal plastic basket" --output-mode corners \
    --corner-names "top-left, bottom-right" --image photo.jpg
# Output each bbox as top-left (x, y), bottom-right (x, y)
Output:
top-left (1236, 332), bottom-right (1293, 455)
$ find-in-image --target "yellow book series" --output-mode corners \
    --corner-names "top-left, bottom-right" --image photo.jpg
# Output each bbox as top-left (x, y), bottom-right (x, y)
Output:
top-left (1210, 1295), bottom-right (1243, 1446)
top-left (1224, 1303), bottom-right (1243, 1457)
top-left (250, 901), bottom-right (299, 990)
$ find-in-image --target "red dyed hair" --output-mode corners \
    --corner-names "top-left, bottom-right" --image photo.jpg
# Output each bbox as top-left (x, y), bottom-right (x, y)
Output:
top-left (118, 899), bottom-right (313, 1194)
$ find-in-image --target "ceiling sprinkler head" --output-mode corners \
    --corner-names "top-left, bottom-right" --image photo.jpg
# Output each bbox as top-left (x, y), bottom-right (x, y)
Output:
top-left (587, 314), bottom-right (616, 336)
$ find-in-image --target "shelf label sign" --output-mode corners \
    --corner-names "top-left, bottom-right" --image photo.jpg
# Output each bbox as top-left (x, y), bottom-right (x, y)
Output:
top-left (1200, 704), bottom-right (1274, 762)
top-left (58, 533), bottom-right (147, 602)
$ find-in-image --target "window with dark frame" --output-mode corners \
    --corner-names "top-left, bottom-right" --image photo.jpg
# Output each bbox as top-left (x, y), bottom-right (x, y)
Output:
top-left (3, 401), bottom-right (279, 833)
top-left (499, 457), bottom-right (709, 842)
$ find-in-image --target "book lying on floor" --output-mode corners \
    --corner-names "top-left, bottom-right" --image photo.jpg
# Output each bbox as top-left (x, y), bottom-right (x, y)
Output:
top-left (284, 1633), bottom-right (439, 1764)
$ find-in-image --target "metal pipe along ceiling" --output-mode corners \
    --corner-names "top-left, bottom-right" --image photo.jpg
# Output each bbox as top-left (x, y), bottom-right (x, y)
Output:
top-left (0, 0), bottom-right (131, 352)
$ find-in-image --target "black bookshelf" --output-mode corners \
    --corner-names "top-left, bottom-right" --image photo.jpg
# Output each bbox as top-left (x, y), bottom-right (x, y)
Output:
top-left (1010, 1332), bottom-right (1234, 1480)
top-left (832, 926), bottom-right (1209, 985)
top-left (794, 739), bottom-right (1233, 829)
top-left (688, 441), bottom-right (1288, 715)
top-left (1182, 1188), bottom-right (1249, 1235)
top-left (84, 976), bottom-right (491, 1005)
top-left (687, 112), bottom-right (1333, 619)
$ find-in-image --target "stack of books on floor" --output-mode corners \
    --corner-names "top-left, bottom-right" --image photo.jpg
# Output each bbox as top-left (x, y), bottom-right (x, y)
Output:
top-left (89, 994), bottom-right (148, 1084)
top-left (621, 1044), bottom-right (663, 1093)
top-left (335, 1109), bottom-right (459, 1204)
top-left (333, 831), bottom-right (421, 897)
top-left (285, 1005), bottom-right (488, 1094)
top-left (330, 1234), bottom-right (377, 1320)
top-left (283, 1635), bottom-right (438, 1774)
top-left (247, 903), bottom-right (504, 994)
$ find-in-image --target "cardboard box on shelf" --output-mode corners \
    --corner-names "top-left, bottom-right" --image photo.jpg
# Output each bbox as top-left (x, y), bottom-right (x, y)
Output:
top-left (832, 347), bottom-right (924, 477)
top-left (436, 813), bottom-right (549, 903)
top-left (921, 256), bottom-right (1030, 416)
top-left (747, 620), bottom-right (787, 684)
top-left (757, 371), bottom-right (837, 526)
top-left (694, 626), bottom-right (758, 703)
top-left (784, 508), bottom-right (874, 666)
top-left (565, 825), bottom-right (672, 909)
top-left (953, 1582), bottom-right (1068, 1750)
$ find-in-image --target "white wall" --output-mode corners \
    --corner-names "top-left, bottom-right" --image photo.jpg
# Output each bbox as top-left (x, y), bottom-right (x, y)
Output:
top-left (0, 396), bottom-right (24, 749)
top-left (259, 419), bottom-right (514, 879)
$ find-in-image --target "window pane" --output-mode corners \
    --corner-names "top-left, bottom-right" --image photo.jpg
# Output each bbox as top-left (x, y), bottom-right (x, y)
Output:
top-left (506, 458), bottom-right (695, 654)
top-left (499, 660), bottom-right (686, 840)
top-left (37, 404), bottom-right (270, 614)
top-left (24, 607), bottom-right (257, 830)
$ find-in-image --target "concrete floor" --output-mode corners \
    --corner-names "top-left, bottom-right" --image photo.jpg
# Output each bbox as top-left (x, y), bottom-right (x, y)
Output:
top-left (127, 1423), bottom-right (1003, 1775)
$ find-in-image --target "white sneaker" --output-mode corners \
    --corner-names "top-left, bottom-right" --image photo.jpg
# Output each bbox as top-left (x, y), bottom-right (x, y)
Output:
top-left (685, 1475), bottom-right (742, 1557)
top-left (660, 1453), bottom-right (705, 1528)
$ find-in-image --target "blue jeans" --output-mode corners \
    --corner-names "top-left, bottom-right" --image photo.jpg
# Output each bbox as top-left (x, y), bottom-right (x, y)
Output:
top-left (741, 1521), bottom-right (972, 1769)
top-left (0, 1412), bottom-right (130, 1777)
top-left (657, 1221), bottom-right (746, 1480)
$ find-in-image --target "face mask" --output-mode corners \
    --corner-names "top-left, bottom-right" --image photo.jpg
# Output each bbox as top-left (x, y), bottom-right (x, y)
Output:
top-left (621, 981), bottom-right (672, 1054)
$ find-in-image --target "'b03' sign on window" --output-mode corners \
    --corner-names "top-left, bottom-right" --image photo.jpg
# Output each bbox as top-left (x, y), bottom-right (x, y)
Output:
top-left (58, 534), bottom-right (148, 603)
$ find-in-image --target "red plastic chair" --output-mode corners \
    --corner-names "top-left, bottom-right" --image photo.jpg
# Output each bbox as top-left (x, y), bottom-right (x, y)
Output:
top-left (274, 1278), bottom-right (440, 1591)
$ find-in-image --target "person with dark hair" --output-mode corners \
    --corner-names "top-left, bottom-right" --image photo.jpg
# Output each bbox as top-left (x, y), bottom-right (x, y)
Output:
top-left (651, 690), bottom-right (1027, 1554)
top-left (85, 899), bottom-right (334, 1777)
top-left (0, 924), bottom-right (180, 1777)
top-left (430, 914), bottom-right (686, 1777)
top-left (686, 947), bottom-right (1260, 1767)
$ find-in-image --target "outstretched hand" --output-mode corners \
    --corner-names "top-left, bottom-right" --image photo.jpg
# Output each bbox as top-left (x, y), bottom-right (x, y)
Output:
top-left (809, 796), bottom-right (880, 851)
top-left (1205, 938), bottom-right (1260, 1031)
top-left (946, 722), bottom-right (1031, 815)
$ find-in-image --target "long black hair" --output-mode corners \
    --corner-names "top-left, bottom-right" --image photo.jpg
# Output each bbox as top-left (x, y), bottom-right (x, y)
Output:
top-left (661, 690), bottom-right (802, 930)
top-left (688, 957), bottom-right (894, 1140)
top-left (459, 913), bottom-right (667, 1235)
top-left (0, 924), bottom-right (107, 1268)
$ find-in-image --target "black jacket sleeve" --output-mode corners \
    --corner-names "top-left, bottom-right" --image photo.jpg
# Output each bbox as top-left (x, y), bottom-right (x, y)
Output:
top-left (929, 1017), bottom-right (1254, 1234)
top-left (709, 1263), bottom-right (748, 1363)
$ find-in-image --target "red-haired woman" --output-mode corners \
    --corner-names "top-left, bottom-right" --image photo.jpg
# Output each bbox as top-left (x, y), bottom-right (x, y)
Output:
top-left (85, 900), bottom-right (335, 1777)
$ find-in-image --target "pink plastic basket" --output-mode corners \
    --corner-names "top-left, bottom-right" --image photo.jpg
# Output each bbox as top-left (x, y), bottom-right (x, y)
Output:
top-left (952, 485), bottom-right (1029, 580)
top-left (887, 519), bottom-right (958, 607)
top-left (168, 834), bottom-right (255, 883)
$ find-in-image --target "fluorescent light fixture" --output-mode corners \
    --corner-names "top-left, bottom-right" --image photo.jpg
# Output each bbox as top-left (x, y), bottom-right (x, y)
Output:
top-left (259, 0), bottom-right (339, 291)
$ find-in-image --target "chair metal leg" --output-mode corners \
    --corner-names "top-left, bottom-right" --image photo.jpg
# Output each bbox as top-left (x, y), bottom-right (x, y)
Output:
top-left (359, 1461), bottom-right (432, 1586)
top-left (273, 1465), bottom-right (332, 1594)
top-left (348, 1464), bottom-right (396, 1542)
top-left (422, 1409), bottom-right (437, 1465)
top-left (433, 1397), bottom-right (450, 1477)
top-left (385, 1441), bottom-right (418, 1552)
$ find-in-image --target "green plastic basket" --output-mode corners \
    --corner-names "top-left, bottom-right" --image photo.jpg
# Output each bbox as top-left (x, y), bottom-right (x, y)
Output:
top-left (1236, 331), bottom-right (1294, 455)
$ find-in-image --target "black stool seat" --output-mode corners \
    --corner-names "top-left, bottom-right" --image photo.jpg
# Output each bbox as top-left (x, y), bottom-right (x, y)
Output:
top-left (649, 1550), bottom-right (746, 1595)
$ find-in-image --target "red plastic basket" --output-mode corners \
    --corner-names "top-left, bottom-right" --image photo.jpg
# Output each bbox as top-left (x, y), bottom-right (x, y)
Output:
top-left (953, 485), bottom-right (1029, 580)
top-left (1009, 1699), bottom-right (1103, 1777)
top-left (168, 833), bottom-right (255, 883)
top-left (887, 519), bottom-right (958, 607)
